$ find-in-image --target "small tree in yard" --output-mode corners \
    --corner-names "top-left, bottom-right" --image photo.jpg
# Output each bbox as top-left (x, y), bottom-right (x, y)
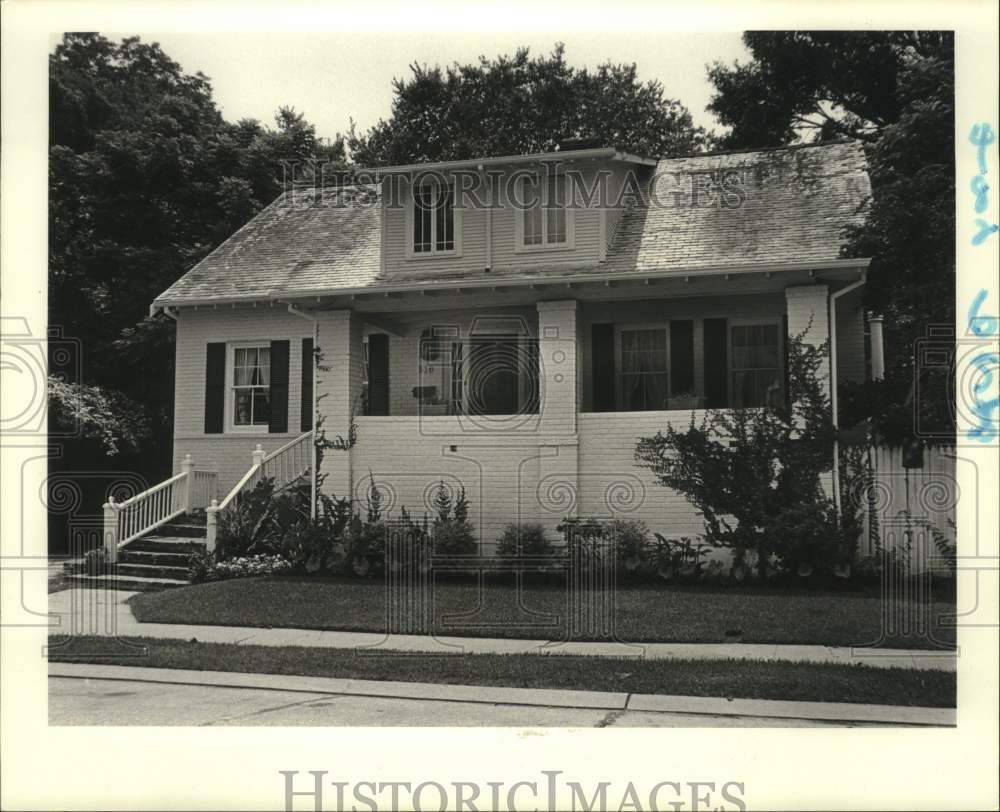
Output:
top-left (635, 334), bottom-right (856, 579)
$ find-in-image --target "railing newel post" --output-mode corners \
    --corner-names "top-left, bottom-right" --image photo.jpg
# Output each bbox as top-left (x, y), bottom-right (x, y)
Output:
top-left (252, 443), bottom-right (266, 467)
top-left (180, 453), bottom-right (195, 515)
top-left (103, 496), bottom-right (119, 564)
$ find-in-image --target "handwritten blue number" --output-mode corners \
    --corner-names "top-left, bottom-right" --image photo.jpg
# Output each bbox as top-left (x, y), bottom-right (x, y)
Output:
top-left (968, 352), bottom-right (999, 443)
top-left (970, 123), bottom-right (996, 176)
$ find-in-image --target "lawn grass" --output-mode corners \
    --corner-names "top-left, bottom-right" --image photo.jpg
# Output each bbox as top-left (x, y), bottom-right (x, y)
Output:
top-left (129, 575), bottom-right (957, 650)
top-left (48, 635), bottom-right (956, 708)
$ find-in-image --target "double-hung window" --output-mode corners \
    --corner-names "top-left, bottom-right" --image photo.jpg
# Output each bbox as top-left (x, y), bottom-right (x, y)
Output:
top-left (232, 345), bottom-right (271, 427)
top-left (730, 322), bottom-right (783, 407)
top-left (617, 326), bottom-right (669, 411)
top-left (412, 183), bottom-right (455, 254)
top-left (518, 173), bottom-right (571, 250)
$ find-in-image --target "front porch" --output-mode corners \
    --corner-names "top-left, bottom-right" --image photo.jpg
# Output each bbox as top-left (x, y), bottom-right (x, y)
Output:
top-left (111, 269), bottom-right (870, 566)
top-left (293, 276), bottom-right (862, 548)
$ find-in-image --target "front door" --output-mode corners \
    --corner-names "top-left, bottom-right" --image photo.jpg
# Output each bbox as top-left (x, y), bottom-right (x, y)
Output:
top-left (466, 335), bottom-right (520, 415)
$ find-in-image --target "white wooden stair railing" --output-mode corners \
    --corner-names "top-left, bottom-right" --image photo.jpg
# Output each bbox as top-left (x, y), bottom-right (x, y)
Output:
top-left (101, 455), bottom-right (219, 563)
top-left (205, 430), bottom-right (314, 552)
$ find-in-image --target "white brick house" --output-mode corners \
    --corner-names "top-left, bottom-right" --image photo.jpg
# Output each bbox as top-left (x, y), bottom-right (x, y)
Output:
top-left (148, 140), bottom-right (874, 553)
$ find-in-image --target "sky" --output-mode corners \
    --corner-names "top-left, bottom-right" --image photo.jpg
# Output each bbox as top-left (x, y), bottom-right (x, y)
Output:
top-left (122, 32), bottom-right (750, 144)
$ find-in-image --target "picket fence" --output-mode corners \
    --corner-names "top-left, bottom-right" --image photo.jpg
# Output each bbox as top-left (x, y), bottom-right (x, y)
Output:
top-left (855, 444), bottom-right (957, 573)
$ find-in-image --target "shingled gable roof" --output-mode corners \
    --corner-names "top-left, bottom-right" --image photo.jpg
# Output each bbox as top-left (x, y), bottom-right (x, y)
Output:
top-left (153, 140), bottom-right (870, 308)
top-left (153, 184), bottom-right (382, 308)
top-left (602, 139), bottom-right (870, 275)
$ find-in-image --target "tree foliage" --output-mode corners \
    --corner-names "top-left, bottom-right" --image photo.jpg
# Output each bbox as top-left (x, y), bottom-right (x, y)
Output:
top-left (348, 43), bottom-right (705, 165)
top-left (635, 337), bottom-right (856, 577)
top-left (707, 32), bottom-right (955, 440)
top-left (48, 33), bottom-right (346, 466)
top-left (47, 375), bottom-right (151, 456)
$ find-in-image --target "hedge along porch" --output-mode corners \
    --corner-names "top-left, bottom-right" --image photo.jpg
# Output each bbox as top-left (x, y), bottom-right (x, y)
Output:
top-left (167, 268), bottom-right (867, 554)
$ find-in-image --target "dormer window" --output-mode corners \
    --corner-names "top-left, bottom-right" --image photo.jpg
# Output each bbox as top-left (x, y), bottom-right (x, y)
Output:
top-left (412, 182), bottom-right (456, 255)
top-left (516, 173), bottom-right (574, 251)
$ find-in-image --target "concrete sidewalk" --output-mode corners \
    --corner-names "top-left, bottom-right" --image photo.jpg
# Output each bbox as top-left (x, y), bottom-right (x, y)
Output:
top-left (47, 587), bottom-right (957, 672)
top-left (49, 662), bottom-right (956, 727)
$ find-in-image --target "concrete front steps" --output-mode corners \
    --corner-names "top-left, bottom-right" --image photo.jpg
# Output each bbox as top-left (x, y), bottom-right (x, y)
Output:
top-left (64, 514), bottom-right (207, 591)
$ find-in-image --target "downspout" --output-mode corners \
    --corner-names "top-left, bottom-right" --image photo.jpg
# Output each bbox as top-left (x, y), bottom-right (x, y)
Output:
top-left (828, 274), bottom-right (867, 515)
top-left (285, 302), bottom-right (319, 520)
top-left (868, 315), bottom-right (885, 381)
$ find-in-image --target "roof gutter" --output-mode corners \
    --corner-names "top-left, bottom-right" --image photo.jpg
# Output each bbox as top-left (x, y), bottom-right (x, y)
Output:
top-left (151, 258), bottom-right (871, 312)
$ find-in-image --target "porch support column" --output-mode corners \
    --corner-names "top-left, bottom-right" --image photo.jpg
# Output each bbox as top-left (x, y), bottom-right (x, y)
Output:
top-left (314, 309), bottom-right (364, 503)
top-left (785, 284), bottom-right (834, 500)
top-left (536, 300), bottom-right (580, 434)
top-left (536, 300), bottom-right (580, 532)
top-left (785, 284), bottom-right (831, 399)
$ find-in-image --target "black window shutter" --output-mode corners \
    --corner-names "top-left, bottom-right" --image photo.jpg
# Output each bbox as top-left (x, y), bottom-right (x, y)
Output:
top-left (450, 341), bottom-right (464, 414)
top-left (525, 338), bottom-right (540, 413)
top-left (268, 340), bottom-right (290, 434)
top-left (703, 318), bottom-right (728, 408)
top-left (300, 337), bottom-right (313, 432)
top-left (367, 333), bottom-right (390, 416)
top-left (204, 343), bottom-right (226, 434)
top-left (670, 320), bottom-right (695, 395)
top-left (591, 323), bottom-right (616, 412)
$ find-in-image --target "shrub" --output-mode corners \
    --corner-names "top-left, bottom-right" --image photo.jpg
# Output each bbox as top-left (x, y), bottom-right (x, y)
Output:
top-left (496, 523), bottom-right (555, 561)
top-left (636, 334), bottom-right (841, 578)
top-left (188, 552), bottom-right (216, 584)
top-left (215, 477), bottom-right (283, 560)
top-left (608, 519), bottom-right (651, 574)
top-left (385, 507), bottom-right (433, 575)
top-left (213, 471), bottom-right (353, 575)
top-left (764, 500), bottom-right (856, 578)
top-left (556, 516), bottom-right (606, 543)
top-left (652, 534), bottom-right (712, 582)
top-left (556, 517), bottom-right (612, 573)
top-left (346, 515), bottom-right (387, 576)
top-left (281, 519), bottom-right (347, 574)
top-left (557, 517), bottom-right (653, 575)
top-left (280, 486), bottom-right (353, 574)
top-left (84, 547), bottom-right (110, 576)
top-left (433, 519), bottom-right (477, 556)
top-left (430, 481), bottom-right (477, 556)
